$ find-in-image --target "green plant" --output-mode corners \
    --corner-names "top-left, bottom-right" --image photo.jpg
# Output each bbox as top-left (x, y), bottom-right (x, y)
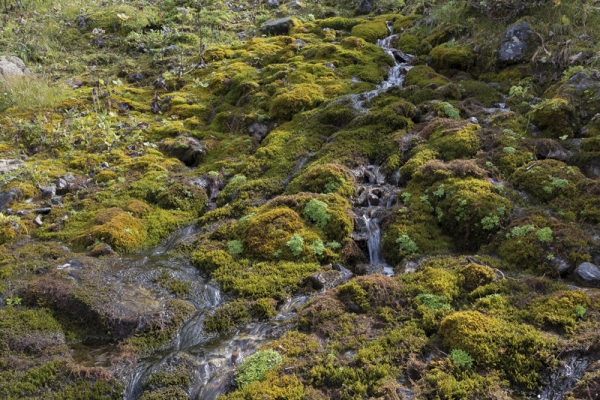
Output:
top-left (449, 349), bottom-right (474, 369)
top-left (304, 199), bottom-right (331, 228)
top-left (309, 239), bottom-right (325, 255)
top-left (228, 240), bottom-right (244, 256)
top-left (416, 293), bottom-right (451, 310)
top-left (441, 102), bottom-right (460, 119)
top-left (286, 234), bottom-right (304, 257)
top-left (326, 241), bottom-right (342, 250)
top-left (396, 234), bottom-right (419, 254)
top-left (5, 296), bottom-right (21, 306)
top-left (575, 305), bottom-right (587, 319)
top-left (536, 227), bottom-right (553, 244)
top-left (508, 224), bottom-right (536, 238)
top-left (236, 349), bottom-right (283, 387)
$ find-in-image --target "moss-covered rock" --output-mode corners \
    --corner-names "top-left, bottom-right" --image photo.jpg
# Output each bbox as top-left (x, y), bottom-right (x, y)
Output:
top-left (430, 42), bottom-right (475, 71)
top-left (350, 20), bottom-right (389, 43)
top-left (404, 65), bottom-right (450, 88)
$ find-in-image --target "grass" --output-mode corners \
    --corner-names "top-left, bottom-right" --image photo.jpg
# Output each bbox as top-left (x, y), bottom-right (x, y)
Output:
top-left (0, 76), bottom-right (69, 112)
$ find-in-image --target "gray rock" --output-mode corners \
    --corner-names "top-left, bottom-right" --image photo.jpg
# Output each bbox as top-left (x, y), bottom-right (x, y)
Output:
top-left (324, 10), bottom-right (339, 17)
top-left (285, 0), bottom-right (303, 8)
top-left (291, 39), bottom-right (307, 48)
top-left (159, 136), bottom-right (204, 167)
top-left (0, 190), bottom-right (17, 212)
top-left (332, 263), bottom-right (354, 280)
top-left (550, 256), bottom-right (571, 275)
top-left (357, 0), bottom-right (372, 14)
top-left (260, 17), bottom-right (295, 36)
top-left (305, 270), bottom-right (345, 290)
top-left (248, 122), bottom-right (272, 142)
top-left (0, 56), bottom-right (33, 81)
top-left (0, 159), bottom-right (24, 174)
top-left (38, 184), bottom-right (56, 199)
top-left (397, 387), bottom-right (415, 399)
top-left (33, 215), bottom-right (43, 226)
top-left (267, 0), bottom-right (280, 7)
top-left (498, 22), bottom-right (535, 65)
top-left (34, 207), bottom-right (52, 215)
top-left (126, 72), bottom-right (145, 83)
top-left (574, 262), bottom-right (600, 287)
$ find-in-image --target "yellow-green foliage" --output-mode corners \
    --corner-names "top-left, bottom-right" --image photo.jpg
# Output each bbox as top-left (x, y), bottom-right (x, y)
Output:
top-left (439, 311), bottom-right (553, 388)
top-left (350, 21), bottom-right (389, 43)
top-left (528, 98), bottom-right (577, 138)
top-left (421, 367), bottom-right (508, 400)
top-left (220, 370), bottom-right (305, 400)
top-left (396, 33), bottom-right (420, 54)
top-left (461, 263), bottom-right (496, 291)
top-left (319, 17), bottom-right (361, 31)
top-left (0, 76), bottom-right (69, 113)
top-left (289, 163), bottom-right (355, 197)
top-left (0, 217), bottom-right (18, 245)
top-left (511, 160), bottom-right (583, 203)
top-left (430, 43), bottom-right (475, 71)
top-left (399, 148), bottom-right (440, 182)
top-left (402, 257), bottom-right (463, 302)
top-left (242, 207), bottom-right (305, 260)
top-left (87, 4), bottom-right (158, 34)
top-left (270, 84), bottom-right (325, 120)
top-left (524, 290), bottom-right (590, 334)
top-left (404, 65), bottom-right (450, 88)
top-left (204, 300), bottom-right (250, 333)
top-left (87, 208), bottom-right (147, 252)
top-left (426, 121), bottom-right (481, 160)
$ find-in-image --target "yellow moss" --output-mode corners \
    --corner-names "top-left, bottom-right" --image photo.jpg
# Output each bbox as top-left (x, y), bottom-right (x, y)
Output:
top-left (350, 21), bottom-right (389, 43)
top-left (430, 43), bottom-right (475, 71)
top-left (404, 65), bottom-right (450, 88)
top-left (87, 208), bottom-right (146, 253)
top-left (270, 84), bottom-right (325, 120)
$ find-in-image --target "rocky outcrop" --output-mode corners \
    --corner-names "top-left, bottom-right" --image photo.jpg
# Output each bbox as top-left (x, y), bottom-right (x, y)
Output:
top-left (260, 17), bottom-right (296, 35)
top-left (574, 262), bottom-right (600, 287)
top-left (0, 56), bottom-right (33, 81)
top-left (498, 22), bottom-right (537, 65)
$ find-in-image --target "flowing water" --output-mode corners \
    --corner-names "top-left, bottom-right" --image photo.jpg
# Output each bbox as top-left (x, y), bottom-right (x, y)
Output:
top-left (349, 22), bottom-right (414, 112)
top-left (74, 23), bottom-right (414, 399)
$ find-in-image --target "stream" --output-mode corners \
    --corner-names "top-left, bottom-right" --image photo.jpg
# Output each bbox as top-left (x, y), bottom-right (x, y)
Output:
top-left (75, 24), bottom-right (413, 399)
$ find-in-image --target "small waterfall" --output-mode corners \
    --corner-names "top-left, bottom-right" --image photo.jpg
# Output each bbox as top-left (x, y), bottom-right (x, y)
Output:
top-left (349, 22), bottom-right (413, 111)
top-left (352, 166), bottom-right (397, 276)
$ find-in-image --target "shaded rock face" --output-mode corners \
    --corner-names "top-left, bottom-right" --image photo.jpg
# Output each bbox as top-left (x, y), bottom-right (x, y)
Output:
top-left (0, 190), bottom-right (17, 212)
top-left (159, 136), bottom-right (204, 167)
top-left (357, 0), bottom-right (372, 14)
top-left (267, 0), bottom-right (280, 8)
top-left (260, 17), bottom-right (295, 35)
top-left (0, 56), bottom-right (33, 80)
top-left (247, 121), bottom-right (272, 142)
top-left (574, 262), bottom-right (600, 287)
top-left (498, 22), bottom-right (535, 65)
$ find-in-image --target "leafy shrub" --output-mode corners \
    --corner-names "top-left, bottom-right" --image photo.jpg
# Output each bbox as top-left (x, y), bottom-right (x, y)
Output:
top-left (396, 234), bottom-right (419, 255)
top-left (227, 240), bottom-right (244, 256)
top-left (304, 199), bottom-right (331, 228)
top-left (236, 350), bottom-right (283, 387)
top-left (535, 227), bottom-right (553, 244)
top-left (286, 234), bottom-right (305, 257)
top-left (309, 239), bottom-right (325, 255)
top-left (449, 349), bottom-right (474, 369)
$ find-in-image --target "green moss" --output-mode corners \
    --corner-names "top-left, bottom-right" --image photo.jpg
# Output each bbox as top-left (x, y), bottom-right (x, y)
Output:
top-left (461, 263), bottom-right (496, 291)
top-left (319, 17), bottom-right (361, 31)
top-left (524, 290), bottom-right (590, 334)
top-left (396, 33), bottom-right (420, 54)
top-left (350, 21), bottom-right (389, 43)
top-left (528, 98), bottom-right (577, 138)
top-left (430, 43), bottom-right (475, 71)
top-left (289, 163), bottom-right (355, 197)
top-left (404, 65), bottom-right (450, 88)
top-left (426, 121), bottom-right (481, 161)
top-left (204, 300), bottom-right (250, 333)
top-left (511, 160), bottom-right (583, 204)
top-left (270, 84), bottom-right (325, 120)
top-left (459, 80), bottom-right (502, 107)
top-left (155, 181), bottom-right (208, 215)
top-left (221, 370), bottom-right (305, 400)
top-left (399, 148), bottom-right (440, 182)
top-left (87, 208), bottom-right (146, 253)
top-left (439, 311), bottom-right (553, 388)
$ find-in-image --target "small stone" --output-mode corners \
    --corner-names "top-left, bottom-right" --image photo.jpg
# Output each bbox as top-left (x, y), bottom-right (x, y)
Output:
top-left (38, 184), bottom-right (56, 199)
top-left (100, 162), bottom-right (109, 169)
top-left (33, 215), bottom-right (43, 226)
top-left (34, 207), bottom-right (52, 215)
top-left (75, 16), bottom-right (87, 29)
top-left (267, 0), bottom-right (280, 8)
top-left (126, 72), bottom-right (145, 83)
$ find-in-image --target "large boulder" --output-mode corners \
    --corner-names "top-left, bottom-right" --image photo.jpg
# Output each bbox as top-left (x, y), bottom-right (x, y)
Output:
top-left (574, 262), bottom-right (600, 287)
top-left (498, 22), bottom-right (537, 65)
top-left (159, 136), bottom-right (204, 167)
top-left (260, 17), bottom-right (297, 36)
top-left (357, 0), bottom-right (372, 14)
top-left (0, 56), bottom-right (33, 81)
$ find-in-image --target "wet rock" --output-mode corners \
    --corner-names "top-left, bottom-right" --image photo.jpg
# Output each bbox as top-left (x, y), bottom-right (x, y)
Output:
top-left (247, 122), bottom-right (272, 142)
top-left (190, 174), bottom-right (224, 202)
top-left (159, 136), bottom-right (204, 167)
top-left (305, 270), bottom-right (345, 291)
top-left (357, 0), bottom-right (372, 14)
top-left (0, 56), bottom-right (33, 80)
top-left (0, 190), bottom-right (17, 212)
top-left (498, 22), bottom-right (537, 65)
top-left (286, 0), bottom-right (303, 8)
top-left (550, 256), bottom-right (571, 275)
top-left (260, 17), bottom-right (295, 36)
top-left (38, 184), bottom-right (56, 198)
top-left (0, 158), bottom-right (24, 174)
top-left (332, 263), bottom-right (354, 280)
top-left (87, 243), bottom-right (117, 257)
top-left (398, 258), bottom-right (419, 273)
top-left (574, 262), bottom-right (600, 287)
top-left (126, 72), bottom-right (145, 83)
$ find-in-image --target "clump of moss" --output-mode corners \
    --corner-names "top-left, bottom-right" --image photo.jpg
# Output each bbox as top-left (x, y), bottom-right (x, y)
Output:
top-left (439, 311), bottom-right (553, 388)
top-left (524, 290), bottom-right (590, 334)
top-left (319, 17), bottom-right (361, 31)
top-left (528, 98), bottom-right (577, 138)
top-left (204, 300), bottom-right (250, 333)
top-left (430, 42), bottom-right (475, 71)
top-left (425, 120), bottom-right (481, 160)
top-left (404, 65), bottom-right (450, 88)
top-left (350, 20), bottom-right (389, 43)
top-left (270, 84), bottom-right (325, 120)
top-left (86, 208), bottom-right (147, 252)
top-left (461, 263), bottom-right (496, 291)
top-left (290, 163), bottom-right (355, 197)
top-left (511, 160), bottom-right (583, 204)
top-left (459, 80), bottom-right (502, 107)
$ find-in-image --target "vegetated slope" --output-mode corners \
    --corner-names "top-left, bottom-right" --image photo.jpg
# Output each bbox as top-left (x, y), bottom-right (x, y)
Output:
top-left (1, 0), bottom-right (600, 398)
